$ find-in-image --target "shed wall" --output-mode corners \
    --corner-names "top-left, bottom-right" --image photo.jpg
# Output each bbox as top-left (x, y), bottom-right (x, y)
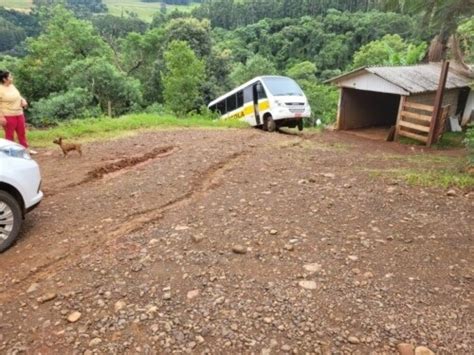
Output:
top-left (405, 89), bottom-right (460, 117)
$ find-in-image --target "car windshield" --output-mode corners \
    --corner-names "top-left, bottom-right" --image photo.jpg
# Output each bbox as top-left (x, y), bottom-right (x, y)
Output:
top-left (262, 77), bottom-right (303, 96)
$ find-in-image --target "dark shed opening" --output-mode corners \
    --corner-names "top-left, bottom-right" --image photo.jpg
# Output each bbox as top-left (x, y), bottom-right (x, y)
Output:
top-left (338, 88), bottom-right (400, 130)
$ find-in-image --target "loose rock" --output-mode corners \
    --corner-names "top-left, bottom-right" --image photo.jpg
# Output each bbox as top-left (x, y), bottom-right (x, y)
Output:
top-left (37, 293), bottom-right (57, 304)
top-left (446, 189), bottom-right (456, 197)
top-left (397, 343), bottom-right (415, 355)
top-left (187, 290), bottom-right (200, 300)
top-left (298, 280), bottom-right (317, 290)
top-left (303, 263), bottom-right (322, 274)
top-left (67, 311), bottom-right (82, 323)
top-left (26, 283), bottom-right (40, 294)
top-left (348, 336), bottom-right (360, 344)
top-left (415, 346), bottom-right (435, 355)
top-left (232, 245), bottom-right (247, 254)
top-left (114, 300), bottom-right (126, 312)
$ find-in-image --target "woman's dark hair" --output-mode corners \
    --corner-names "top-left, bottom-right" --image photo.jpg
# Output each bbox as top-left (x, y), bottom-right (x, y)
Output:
top-left (0, 70), bottom-right (10, 84)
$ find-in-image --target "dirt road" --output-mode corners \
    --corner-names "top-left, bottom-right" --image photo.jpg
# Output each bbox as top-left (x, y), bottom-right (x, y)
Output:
top-left (0, 128), bottom-right (472, 354)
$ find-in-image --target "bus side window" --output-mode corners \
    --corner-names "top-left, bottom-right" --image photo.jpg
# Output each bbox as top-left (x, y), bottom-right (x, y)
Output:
top-left (226, 94), bottom-right (237, 112)
top-left (237, 91), bottom-right (244, 108)
top-left (257, 82), bottom-right (267, 99)
top-left (243, 86), bottom-right (253, 103)
top-left (217, 100), bottom-right (226, 114)
top-left (209, 104), bottom-right (216, 112)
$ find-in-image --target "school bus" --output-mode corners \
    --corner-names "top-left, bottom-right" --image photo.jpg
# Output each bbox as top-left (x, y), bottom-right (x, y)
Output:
top-left (208, 76), bottom-right (311, 131)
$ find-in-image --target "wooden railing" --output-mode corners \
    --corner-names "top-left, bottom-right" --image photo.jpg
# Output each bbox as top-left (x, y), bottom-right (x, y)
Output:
top-left (395, 97), bottom-right (449, 146)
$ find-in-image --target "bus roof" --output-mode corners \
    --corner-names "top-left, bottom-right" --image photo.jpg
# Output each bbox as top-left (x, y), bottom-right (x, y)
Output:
top-left (207, 75), bottom-right (291, 107)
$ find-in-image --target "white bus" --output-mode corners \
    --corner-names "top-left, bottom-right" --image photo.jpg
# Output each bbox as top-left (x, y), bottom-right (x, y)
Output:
top-left (208, 76), bottom-right (311, 132)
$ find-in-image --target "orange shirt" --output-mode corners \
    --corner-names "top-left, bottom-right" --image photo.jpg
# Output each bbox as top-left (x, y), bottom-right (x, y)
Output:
top-left (0, 84), bottom-right (24, 116)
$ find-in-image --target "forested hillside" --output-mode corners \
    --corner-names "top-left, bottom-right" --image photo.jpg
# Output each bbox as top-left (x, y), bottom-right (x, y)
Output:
top-left (0, 0), bottom-right (472, 126)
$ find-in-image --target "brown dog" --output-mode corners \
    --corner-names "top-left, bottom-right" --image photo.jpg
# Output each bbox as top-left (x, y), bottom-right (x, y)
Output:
top-left (53, 137), bottom-right (82, 157)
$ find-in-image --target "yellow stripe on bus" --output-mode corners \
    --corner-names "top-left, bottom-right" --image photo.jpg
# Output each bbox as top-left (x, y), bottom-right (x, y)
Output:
top-left (259, 100), bottom-right (270, 111)
top-left (223, 99), bottom-right (270, 120)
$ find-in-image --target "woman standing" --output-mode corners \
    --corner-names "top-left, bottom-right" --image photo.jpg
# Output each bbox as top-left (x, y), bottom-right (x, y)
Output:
top-left (0, 70), bottom-right (36, 154)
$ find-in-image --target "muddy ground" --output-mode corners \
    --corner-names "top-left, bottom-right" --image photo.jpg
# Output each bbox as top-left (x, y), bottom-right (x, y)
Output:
top-left (0, 128), bottom-right (472, 354)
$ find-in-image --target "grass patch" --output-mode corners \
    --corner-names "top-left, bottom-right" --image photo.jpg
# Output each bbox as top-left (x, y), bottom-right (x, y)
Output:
top-left (383, 153), bottom-right (464, 165)
top-left (0, 0), bottom-right (198, 21)
top-left (435, 131), bottom-right (466, 149)
top-left (400, 169), bottom-right (474, 189)
top-left (28, 113), bottom-right (248, 147)
top-left (398, 132), bottom-right (466, 149)
top-left (0, 0), bottom-right (31, 10)
top-left (102, 0), bottom-right (199, 22)
top-left (398, 136), bottom-right (425, 146)
top-left (370, 166), bottom-right (474, 189)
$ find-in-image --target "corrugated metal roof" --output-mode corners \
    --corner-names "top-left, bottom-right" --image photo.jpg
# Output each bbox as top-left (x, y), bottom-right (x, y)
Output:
top-left (327, 63), bottom-right (472, 94)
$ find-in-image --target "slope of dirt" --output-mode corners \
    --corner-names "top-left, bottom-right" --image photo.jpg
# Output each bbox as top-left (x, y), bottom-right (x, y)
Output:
top-left (0, 128), bottom-right (472, 354)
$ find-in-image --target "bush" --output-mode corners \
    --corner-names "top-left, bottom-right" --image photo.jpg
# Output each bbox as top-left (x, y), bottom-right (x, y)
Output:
top-left (143, 103), bottom-right (167, 114)
top-left (300, 81), bottom-right (339, 126)
top-left (29, 88), bottom-right (98, 127)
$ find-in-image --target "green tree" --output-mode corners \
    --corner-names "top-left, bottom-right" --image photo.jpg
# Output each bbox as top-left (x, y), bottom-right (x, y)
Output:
top-left (29, 87), bottom-right (97, 126)
top-left (286, 61), bottom-right (338, 125)
top-left (0, 18), bottom-right (26, 52)
top-left (117, 28), bottom-right (166, 104)
top-left (379, 0), bottom-right (472, 58)
top-left (164, 18), bottom-right (212, 58)
top-left (457, 18), bottom-right (474, 63)
top-left (17, 6), bottom-right (112, 102)
top-left (202, 49), bottom-right (233, 104)
top-left (64, 57), bottom-right (142, 116)
top-left (230, 54), bottom-right (277, 86)
top-left (286, 61), bottom-right (316, 81)
top-left (92, 14), bottom-right (148, 47)
top-left (162, 40), bottom-right (205, 116)
top-left (352, 34), bottom-right (427, 68)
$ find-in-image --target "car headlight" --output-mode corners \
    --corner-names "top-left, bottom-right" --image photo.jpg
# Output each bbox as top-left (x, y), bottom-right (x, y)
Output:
top-left (0, 145), bottom-right (31, 160)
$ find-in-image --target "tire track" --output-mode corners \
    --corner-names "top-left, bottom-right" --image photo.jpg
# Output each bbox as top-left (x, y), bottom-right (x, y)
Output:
top-left (0, 150), bottom-right (249, 302)
top-left (41, 146), bottom-right (178, 197)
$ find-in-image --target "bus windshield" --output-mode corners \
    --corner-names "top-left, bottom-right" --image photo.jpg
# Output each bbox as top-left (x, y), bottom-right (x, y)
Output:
top-left (262, 77), bottom-right (303, 96)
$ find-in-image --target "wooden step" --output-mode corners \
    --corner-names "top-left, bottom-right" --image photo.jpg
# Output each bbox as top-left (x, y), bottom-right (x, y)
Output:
top-left (398, 129), bottom-right (428, 143)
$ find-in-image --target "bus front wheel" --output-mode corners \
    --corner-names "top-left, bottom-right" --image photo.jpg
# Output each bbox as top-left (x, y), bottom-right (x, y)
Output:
top-left (264, 116), bottom-right (276, 132)
top-left (298, 119), bottom-right (304, 131)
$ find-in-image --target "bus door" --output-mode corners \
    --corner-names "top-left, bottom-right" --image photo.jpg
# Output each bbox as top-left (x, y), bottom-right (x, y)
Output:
top-left (252, 83), bottom-right (261, 125)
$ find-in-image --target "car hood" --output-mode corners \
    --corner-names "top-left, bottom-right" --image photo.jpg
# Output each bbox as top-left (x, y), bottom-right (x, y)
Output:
top-left (0, 138), bottom-right (22, 149)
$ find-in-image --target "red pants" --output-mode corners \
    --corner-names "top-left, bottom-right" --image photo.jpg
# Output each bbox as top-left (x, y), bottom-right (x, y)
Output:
top-left (3, 114), bottom-right (28, 148)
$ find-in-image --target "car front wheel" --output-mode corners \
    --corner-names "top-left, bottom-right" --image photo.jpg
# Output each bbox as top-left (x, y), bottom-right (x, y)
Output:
top-left (0, 191), bottom-right (22, 253)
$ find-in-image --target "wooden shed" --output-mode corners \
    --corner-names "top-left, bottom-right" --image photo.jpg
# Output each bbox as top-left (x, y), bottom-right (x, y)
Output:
top-left (327, 63), bottom-right (472, 143)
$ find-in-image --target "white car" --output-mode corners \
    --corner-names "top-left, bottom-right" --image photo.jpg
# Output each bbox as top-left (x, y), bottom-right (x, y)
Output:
top-left (0, 139), bottom-right (43, 252)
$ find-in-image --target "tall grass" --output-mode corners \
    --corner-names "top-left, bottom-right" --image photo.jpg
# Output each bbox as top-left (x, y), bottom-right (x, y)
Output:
top-left (28, 113), bottom-right (248, 147)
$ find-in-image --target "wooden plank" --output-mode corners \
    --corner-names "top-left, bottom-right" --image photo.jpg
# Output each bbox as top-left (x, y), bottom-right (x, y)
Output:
top-left (398, 129), bottom-right (428, 143)
top-left (427, 60), bottom-right (449, 147)
top-left (403, 101), bottom-right (434, 112)
top-left (401, 110), bottom-right (432, 123)
top-left (399, 120), bottom-right (430, 133)
top-left (394, 95), bottom-right (406, 141)
top-left (335, 89), bottom-right (343, 130)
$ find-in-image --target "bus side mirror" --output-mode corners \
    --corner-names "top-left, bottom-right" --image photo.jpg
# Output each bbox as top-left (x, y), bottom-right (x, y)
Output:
top-left (256, 83), bottom-right (262, 92)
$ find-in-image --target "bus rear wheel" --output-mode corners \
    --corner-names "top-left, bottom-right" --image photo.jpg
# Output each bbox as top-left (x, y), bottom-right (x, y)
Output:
top-left (264, 116), bottom-right (276, 132)
top-left (298, 119), bottom-right (304, 131)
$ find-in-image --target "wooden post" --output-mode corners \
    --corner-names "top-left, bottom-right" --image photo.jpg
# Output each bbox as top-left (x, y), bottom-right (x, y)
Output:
top-left (394, 95), bottom-right (406, 141)
top-left (335, 88), bottom-right (343, 130)
top-left (108, 101), bottom-right (112, 117)
top-left (427, 60), bottom-right (449, 147)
